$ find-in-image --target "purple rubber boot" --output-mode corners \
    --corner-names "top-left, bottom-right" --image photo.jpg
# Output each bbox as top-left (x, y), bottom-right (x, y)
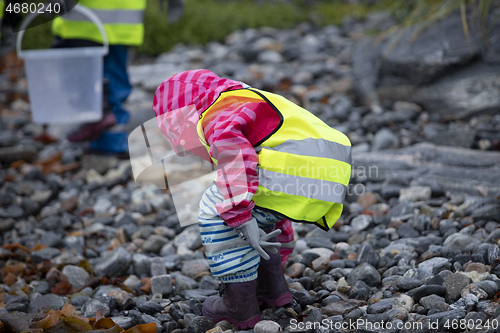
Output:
top-left (202, 280), bottom-right (261, 329)
top-left (257, 245), bottom-right (293, 308)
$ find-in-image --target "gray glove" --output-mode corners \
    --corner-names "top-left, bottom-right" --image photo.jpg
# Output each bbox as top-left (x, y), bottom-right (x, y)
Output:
top-left (235, 218), bottom-right (281, 261)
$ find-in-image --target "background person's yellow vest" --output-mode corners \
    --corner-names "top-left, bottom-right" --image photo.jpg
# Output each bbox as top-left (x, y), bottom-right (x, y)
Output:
top-left (52, 0), bottom-right (146, 46)
top-left (196, 88), bottom-right (352, 231)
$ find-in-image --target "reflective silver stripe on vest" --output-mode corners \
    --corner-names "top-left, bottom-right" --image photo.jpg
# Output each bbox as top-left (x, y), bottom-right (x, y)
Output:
top-left (258, 138), bottom-right (352, 165)
top-left (62, 9), bottom-right (144, 24)
top-left (258, 168), bottom-right (347, 204)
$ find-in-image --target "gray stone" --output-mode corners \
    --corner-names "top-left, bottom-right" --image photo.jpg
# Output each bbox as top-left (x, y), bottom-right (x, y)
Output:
top-left (151, 274), bottom-right (173, 296)
top-left (326, 95), bottom-right (353, 121)
top-left (472, 203), bottom-right (500, 221)
top-left (0, 205), bottom-right (24, 218)
top-left (6, 303), bottom-right (29, 312)
top-left (367, 299), bottom-right (394, 314)
top-left (410, 64), bottom-right (500, 120)
top-left (418, 257), bottom-right (451, 276)
top-left (488, 244), bottom-right (500, 265)
top-left (353, 8), bottom-right (500, 120)
top-left (181, 259), bottom-right (210, 278)
top-left (304, 237), bottom-right (334, 249)
top-left (347, 263), bottom-right (381, 287)
top-left (64, 236), bottom-right (85, 254)
top-left (181, 289), bottom-right (218, 302)
top-left (407, 285), bottom-right (446, 303)
top-left (111, 317), bottom-right (135, 330)
top-left (124, 275), bottom-right (141, 289)
top-left (70, 293), bottom-right (91, 307)
top-left (150, 257), bottom-right (167, 277)
top-left (254, 320), bottom-right (282, 333)
top-left (461, 284), bottom-right (488, 300)
top-left (29, 294), bottom-right (65, 316)
top-left (160, 243), bottom-right (176, 256)
top-left (371, 129), bottom-right (398, 151)
top-left (351, 215), bottom-right (372, 232)
top-left (187, 316), bottom-right (214, 333)
top-left (94, 247), bottom-right (132, 277)
top-left (93, 198), bottom-right (113, 215)
top-left (397, 278), bottom-right (423, 292)
top-left (138, 301), bottom-right (164, 315)
top-left (321, 300), bottom-right (362, 316)
top-left (31, 247), bottom-right (61, 263)
top-left (51, 252), bottom-right (84, 266)
top-left (420, 295), bottom-right (448, 311)
top-left (174, 225), bottom-right (202, 250)
top-left (83, 299), bottom-right (111, 318)
top-left (443, 234), bottom-right (481, 252)
top-left (62, 265), bottom-right (90, 289)
top-left (142, 235), bottom-right (169, 253)
top-left (311, 256), bottom-right (331, 271)
top-left (171, 272), bottom-right (199, 294)
top-left (133, 253), bottom-right (152, 278)
top-left (386, 202), bottom-right (414, 220)
top-left (199, 275), bottom-right (219, 290)
top-left (40, 231), bottom-right (63, 248)
top-left (257, 50), bottom-right (283, 63)
top-left (397, 223), bottom-right (420, 238)
top-left (141, 314), bottom-right (162, 333)
top-left (427, 129), bottom-right (477, 148)
top-left (28, 281), bottom-right (48, 295)
top-left (357, 243), bottom-right (379, 267)
top-left (399, 186), bottom-right (432, 202)
top-left (291, 289), bottom-right (315, 307)
top-left (0, 218), bottom-right (15, 231)
top-left (450, 294), bottom-right (479, 312)
top-left (476, 280), bottom-right (499, 298)
top-left (427, 309), bottom-right (467, 325)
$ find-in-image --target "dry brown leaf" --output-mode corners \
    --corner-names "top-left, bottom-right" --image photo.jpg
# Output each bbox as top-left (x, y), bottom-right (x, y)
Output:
top-left (30, 311), bottom-right (61, 330)
top-left (140, 278), bottom-right (151, 294)
top-left (123, 323), bottom-right (158, 333)
top-left (3, 272), bottom-right (17, 286)
top-left (95, 311), bottom-right (104, 324)
top-left (27, 303), bottom-right (160, 333)
top-left (63, 316), bottom-right (93, 331)
top-left (51, 281), bottom-right (73, 295)
top-left (93, 318), bottom-right (117, 330)
top-left (91, 324), bottom-right (122, 333)
top-left (60, 303), bottom-right (76, 317)
top-left (2, 243), bottom-right (31, 253)
top-left (50, 162), bottom-right (81, 174)
top-left (32, 244), bottom-right (48, 251)
top-left (35, 151), bottom-right (62, 167)
top-left (11, 160), bottom-right (26, 168)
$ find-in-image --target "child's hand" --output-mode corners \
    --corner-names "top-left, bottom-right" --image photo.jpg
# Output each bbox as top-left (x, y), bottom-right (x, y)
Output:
top-left (235, 218), bottom-right (282, 260)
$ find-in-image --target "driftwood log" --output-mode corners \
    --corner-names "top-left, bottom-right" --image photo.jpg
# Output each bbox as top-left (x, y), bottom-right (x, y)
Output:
top-left (352, 143), bottom-right (500, 198)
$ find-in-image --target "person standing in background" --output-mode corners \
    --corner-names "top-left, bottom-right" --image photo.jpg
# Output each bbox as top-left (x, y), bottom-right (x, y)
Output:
top-left (52, 0), bottom-right (147, 154)
top-left (53, 0), bottom-right (185, 155)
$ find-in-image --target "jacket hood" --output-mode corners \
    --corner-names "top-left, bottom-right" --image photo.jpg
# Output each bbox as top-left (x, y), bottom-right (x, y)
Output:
top-left (152, 70), bottom-right (244, 158)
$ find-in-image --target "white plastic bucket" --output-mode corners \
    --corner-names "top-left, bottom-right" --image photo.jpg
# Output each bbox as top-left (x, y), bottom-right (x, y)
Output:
top-left (16, 5), bottom-right (109, 124)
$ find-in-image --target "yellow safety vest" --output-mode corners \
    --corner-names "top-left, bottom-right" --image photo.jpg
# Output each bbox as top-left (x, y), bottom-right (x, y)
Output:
top-left (52, 0), bottom-right (146, 46)
top-left (196, 88), bottom-right (352, 231)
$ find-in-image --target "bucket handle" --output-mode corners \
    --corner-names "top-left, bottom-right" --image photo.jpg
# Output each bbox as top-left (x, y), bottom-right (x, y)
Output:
top-left (16, 3), bottom-right (109, 58)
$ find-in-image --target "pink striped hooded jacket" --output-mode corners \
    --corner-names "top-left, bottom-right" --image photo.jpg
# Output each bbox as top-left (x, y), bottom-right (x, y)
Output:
top-left (153, 70), bottom-right (295, 263)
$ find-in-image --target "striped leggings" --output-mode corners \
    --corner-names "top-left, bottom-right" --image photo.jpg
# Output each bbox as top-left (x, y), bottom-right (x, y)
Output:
top-left (199, 184), bottom-right (295, 283)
